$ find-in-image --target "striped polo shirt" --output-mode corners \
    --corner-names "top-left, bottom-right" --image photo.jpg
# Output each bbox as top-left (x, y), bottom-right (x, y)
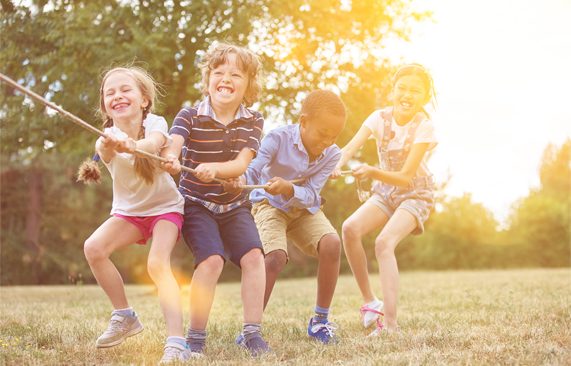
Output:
top-left (170, 97), bottom-right (264, 213)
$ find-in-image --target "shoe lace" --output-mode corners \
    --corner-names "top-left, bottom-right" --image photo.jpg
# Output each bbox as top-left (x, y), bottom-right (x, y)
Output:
top-left (106, 317), bottom-right (127, 333)
top-left (161, 346), bottom-right (180, 361)
top-left (162, 345), bottom-right (187, 362)
top-left (360, 305), bottom-right (384, 330)
top-left (311, 321), bottom-right (338, 337)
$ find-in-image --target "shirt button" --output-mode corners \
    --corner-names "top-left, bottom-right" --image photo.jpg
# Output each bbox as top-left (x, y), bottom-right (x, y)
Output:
top-left (225, 130), bottom-right (229, 134)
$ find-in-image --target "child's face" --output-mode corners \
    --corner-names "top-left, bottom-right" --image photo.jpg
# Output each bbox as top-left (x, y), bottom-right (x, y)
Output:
top-left (208, 53), bottom-right (248, 111)
top-left (102, 71), bottom-right (148, 123)
top-left (391, 74), bottom-right (429, 122)
top-left (300, 112), bottom-right (345, 159)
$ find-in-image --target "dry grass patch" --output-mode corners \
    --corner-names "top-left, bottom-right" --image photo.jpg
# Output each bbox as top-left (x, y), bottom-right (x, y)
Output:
top-left (1, 268), bottom-right (569, 365)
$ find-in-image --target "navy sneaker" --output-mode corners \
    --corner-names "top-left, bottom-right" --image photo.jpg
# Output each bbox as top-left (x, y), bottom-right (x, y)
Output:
top-left (235, 333), bottom-right (245, 346)
top-left (307, 317), bottom-right (338, 344)
top-left (237, 333), bottom-right (270, 357)
top-left (185, 338), bottom-right (205, 357)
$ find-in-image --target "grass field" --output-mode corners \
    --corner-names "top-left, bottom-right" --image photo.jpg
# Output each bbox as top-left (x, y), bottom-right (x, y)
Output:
top-left (1, 268), bottom-right (570, 365)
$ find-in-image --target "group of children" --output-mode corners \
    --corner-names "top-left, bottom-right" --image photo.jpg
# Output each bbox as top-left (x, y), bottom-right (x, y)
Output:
top-left (77, 42), bottom-right (437, 364)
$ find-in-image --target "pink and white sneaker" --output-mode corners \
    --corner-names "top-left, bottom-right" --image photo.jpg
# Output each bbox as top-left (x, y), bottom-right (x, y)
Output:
top-left (360, 299), bottom-right (384, 328)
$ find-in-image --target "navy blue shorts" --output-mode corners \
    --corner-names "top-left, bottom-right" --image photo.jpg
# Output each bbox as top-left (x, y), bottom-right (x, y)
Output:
top-left (181, 201), bottom-right (263, 268)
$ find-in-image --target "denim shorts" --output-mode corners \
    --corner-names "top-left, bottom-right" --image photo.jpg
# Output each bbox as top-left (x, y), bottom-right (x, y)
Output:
top-left (370, 178), bottom-right (435, 235)
top-left (181, 201), bottom-right (263, 268)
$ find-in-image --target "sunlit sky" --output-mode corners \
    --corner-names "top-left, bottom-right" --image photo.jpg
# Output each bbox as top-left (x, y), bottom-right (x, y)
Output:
top-left (385, 0), bottom-right (571, 223)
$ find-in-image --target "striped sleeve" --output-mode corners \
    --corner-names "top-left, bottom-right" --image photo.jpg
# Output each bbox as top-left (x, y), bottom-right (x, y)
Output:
top-left (170, 108), bottom-right (194, 140)
top-left (246, 112), bottom-right (264, 155)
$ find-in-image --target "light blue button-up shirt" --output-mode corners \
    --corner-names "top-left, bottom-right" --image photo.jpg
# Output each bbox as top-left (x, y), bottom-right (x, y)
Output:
top-left (244, 124), bottom-right (341, 214)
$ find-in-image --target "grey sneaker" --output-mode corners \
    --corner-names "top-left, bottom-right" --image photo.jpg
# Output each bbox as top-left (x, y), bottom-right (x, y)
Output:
top-left (159, 343), bottom-right (193, 364)
top-left (95, 313), bottom-right (144, 348)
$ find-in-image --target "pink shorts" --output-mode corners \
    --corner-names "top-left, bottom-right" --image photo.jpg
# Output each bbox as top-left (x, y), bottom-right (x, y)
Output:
top-left (114, 212), bottom-right (184, 245)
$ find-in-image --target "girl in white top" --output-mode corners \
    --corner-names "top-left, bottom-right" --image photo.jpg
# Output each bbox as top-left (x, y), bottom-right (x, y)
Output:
top-left (77, 67), bottom-right (189, 362)
top-left (333, 64), bottom-right (438, 335)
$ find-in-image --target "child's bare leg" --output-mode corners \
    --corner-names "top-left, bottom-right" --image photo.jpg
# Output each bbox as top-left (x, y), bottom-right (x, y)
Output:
top-left (316, 234), bottom-right (341, 308)
top-left (240, 248), bottom-right (266, 323)
top-left (263, 250), bottom-right (287, 308)
top-left (342, 203), bottom-right (389, 302)
top-left (189, 255), bottom-right (224, 330)
top-left (148, 220), bottom-right (183, 337)
top-left (84, 217), bottom-right (142, 309)
top-left (375, 209), bottom-right (416, 330)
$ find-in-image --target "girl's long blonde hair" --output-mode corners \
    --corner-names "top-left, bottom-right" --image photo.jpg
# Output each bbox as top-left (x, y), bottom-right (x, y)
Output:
top-left (77, 66), bottom-right (159, 184)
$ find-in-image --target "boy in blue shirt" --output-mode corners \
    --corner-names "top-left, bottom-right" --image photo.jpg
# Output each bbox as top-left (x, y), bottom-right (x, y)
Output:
top-left (232, 90), bottom-right (346, 344)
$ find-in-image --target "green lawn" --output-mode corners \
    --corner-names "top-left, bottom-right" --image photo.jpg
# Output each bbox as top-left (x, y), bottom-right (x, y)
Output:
top-left (1, 269), bottom-right (570, 365)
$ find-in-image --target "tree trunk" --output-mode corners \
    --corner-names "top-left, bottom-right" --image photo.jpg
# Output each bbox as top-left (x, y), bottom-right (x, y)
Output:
top-left (24, 168), bottom-right (44, 284)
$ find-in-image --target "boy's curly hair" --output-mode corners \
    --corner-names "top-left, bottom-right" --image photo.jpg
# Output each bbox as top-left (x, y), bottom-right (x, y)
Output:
top-left (200, 43), bottom-right (262, 107)
top-left (301, 90), bottom-right (347, 120)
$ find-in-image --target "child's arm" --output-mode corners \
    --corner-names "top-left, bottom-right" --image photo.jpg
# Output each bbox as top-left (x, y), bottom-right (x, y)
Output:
top-left (115, 131), bottom-right (166, 155)
top-left (352, 142), bottom-right (430, 186)
top-left (96, 134), bottom-right (121, 163)
top-left (132, 132), bottom-right (166, 154)
top-left (196, 112), bottom-right (265, 183)
top-left (194, 147), bottom-right (254, 182)
top-left (332, 124), bottom-right (372, 177)
top-left (243, 131), bottom-right (278, 186)
top-left (160, 135), bottom-right (184, 175)
top-left (279, 150), bottom-right (341, 209)
top-left (160, 109), bottom-right (192, 175)
top-left (222, 132), bottom-right (278, 193)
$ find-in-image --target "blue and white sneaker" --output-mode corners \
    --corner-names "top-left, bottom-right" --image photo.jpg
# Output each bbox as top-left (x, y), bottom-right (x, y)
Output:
top-left (307, 317), bottom-right (338, 344)
top-left (95, 312), bottom-right (144, 348)
top-left (159, 343), bottom-right (194, 364)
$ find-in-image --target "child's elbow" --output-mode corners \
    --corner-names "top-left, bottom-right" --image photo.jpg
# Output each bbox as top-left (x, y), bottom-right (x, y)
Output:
top-left (398, 172), bottom-right (416, 187)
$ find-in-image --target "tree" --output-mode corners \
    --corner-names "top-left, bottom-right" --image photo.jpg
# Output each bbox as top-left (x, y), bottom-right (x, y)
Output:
top-left (507, 139), bottom-right (571, 267)
top-left (1, 0), bottom-right (426, 283)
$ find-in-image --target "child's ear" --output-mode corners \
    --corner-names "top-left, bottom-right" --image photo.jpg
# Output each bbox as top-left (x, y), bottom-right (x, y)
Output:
top-left (141, 98), bottom-right (149, 110)
top-left (299, 113), bottom-right (308, 126)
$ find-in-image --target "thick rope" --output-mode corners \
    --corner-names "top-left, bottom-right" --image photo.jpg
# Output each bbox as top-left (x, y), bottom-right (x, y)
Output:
top-left (1, 72), bottom-right (353, 189)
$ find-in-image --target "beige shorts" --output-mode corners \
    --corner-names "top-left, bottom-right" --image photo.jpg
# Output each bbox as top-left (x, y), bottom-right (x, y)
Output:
top-left (251, 200), bottom-right (338, 258)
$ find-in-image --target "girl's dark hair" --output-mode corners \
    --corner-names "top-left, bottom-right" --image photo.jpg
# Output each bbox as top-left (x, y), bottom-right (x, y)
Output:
top-left (392, 63), bottom-right (436, 104)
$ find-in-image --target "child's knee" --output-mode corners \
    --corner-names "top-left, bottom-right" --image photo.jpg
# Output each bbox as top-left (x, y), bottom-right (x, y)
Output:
top-left (374, 235), bottom-right (396, 259)
top-left (318, 234), bottom-right (341, 260)
top-left (342, 219), bottom-right (361, 240)
top-left (147, 256), bottom-right (170, 279)
top-left (198, 255), bottom-right (225, 275)
top-left (265, 250), bottom-right (287, 274)
top-left (240, 248), bottom-right (264, 269)
top-left (83, 238), bottom-right (106, 263)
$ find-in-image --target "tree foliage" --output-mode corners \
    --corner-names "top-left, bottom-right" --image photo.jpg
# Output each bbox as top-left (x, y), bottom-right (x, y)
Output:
top-left (1, 0), bottom-right (423, 284)
top-left (507, 139), bottom-right (571, 267)
top-left (1, 1), bottom-right (568, 284)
